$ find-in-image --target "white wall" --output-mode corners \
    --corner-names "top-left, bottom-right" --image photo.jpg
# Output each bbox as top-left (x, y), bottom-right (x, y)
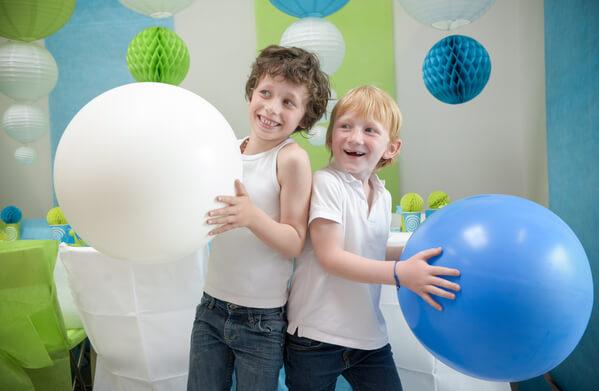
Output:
top-left (392, 0), bottom-right (548, 205)
top-left (176, 0), bottom-right (256, 138)
top-left (0, 0), bottom-right (548, 219)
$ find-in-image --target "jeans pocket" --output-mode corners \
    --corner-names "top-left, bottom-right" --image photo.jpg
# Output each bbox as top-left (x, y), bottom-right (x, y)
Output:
top-left (285, 333), bottom-right (324, 351)
top-left (253, 312), bottom-right (287, 348)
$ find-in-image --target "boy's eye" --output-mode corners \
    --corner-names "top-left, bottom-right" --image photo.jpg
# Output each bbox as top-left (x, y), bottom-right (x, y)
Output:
top-left (259, 90), bottom-right (271, 97)
top-left (339, 123), bottom-right (350, 129)
top-left (284, 99), bottom-right (296, 108)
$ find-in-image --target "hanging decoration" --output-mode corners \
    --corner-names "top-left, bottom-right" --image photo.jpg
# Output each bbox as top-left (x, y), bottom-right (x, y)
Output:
top-left (0, 41), bottom-right (59, 102)
top-left (270, 0), bottom-right (349, 18)
top-left (1, 103), bottom-right (49, 143)
top-left (308, 123), bottom-right (327, 147)
top-left (280, 17), bottom-right (345, 75)
top-left (119, 0), bottom-right (196, 18)
top-left (398, 0), bottom-right (496, 30)
top-left (422, 35), bottom-right (491, 104)
top-left (0, 0), bottom-right (76, 42)
top-left (127, 26), bottom-right (190, 85)
top-left (324, 88), bottom-right (337, 121)
top-left (14, 146), bottom-right (37, 165)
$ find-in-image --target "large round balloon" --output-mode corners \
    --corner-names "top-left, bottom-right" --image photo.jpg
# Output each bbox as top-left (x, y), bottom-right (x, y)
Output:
top-left (54, 83), bottom-right (242, 263)
top-left (398, 194), bottom-right (593, 381)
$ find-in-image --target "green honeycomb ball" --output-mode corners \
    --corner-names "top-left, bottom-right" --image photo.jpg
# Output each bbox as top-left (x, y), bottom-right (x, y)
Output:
top-left (400, 192), bottom-right (424, 212)
top-left (47, 206), bottom-right (67, 225)
top-left (127, 27), bottom-right (190, 85)
top-left (428, 190), bottom-right (451, 209)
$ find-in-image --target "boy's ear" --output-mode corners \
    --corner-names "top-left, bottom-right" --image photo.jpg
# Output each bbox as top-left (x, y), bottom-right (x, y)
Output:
top-left (383, 139), bottom-right (402, 160)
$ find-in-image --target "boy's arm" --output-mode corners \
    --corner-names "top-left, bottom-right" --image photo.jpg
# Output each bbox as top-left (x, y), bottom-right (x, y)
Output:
top-left (311, 218), bottom-right (461, 310)
top-left (386, 245), bottom-right (403, 261)
top-left (207, 144), bottom-right (311, 258)
top-left (250, 144), bottom-right (311, 257)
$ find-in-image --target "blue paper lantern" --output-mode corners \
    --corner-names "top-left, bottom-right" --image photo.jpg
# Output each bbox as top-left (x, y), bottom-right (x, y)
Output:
top-left (422, 35), bottom-right (491, 104)
top-left (399, 194), bottom-right (593, 381)
top-left (270, 0), bottom-right (348, 18)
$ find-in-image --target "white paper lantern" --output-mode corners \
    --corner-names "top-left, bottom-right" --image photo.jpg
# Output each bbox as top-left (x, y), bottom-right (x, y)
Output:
top-left (308, 123), bottom-right (328, 146)
top-left (0, 41), bottom-right (58, 102)
top-left (15, 146), bottom-right (37, 165)
top-left (2, 104), bottom-right (49, 143)
top-left (280, 17), bottom-right (345, 75)
top-left (119, 0), bottom-right (196, 18)
top-left (398, 0), bottom-right (496, 30)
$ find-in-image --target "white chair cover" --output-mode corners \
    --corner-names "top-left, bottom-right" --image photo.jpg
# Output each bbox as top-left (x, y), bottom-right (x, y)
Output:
top-left (59, 244), bottom-right (206, 391)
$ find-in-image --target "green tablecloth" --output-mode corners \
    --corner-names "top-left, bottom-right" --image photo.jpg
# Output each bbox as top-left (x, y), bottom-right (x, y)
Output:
top-left (0, 240), bottom-right (71, 391)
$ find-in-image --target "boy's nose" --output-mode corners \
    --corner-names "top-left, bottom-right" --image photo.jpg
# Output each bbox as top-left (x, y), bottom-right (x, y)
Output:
top-left (348, 129), bottom-right (364, 144)
top-left (265, 102), bottom-right (280, 115)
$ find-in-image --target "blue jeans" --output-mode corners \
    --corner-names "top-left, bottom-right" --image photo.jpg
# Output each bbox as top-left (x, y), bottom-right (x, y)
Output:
top-left (284, 333), bottom-right (402, 391)
top-left (187, 293), bottom-right (287, 391)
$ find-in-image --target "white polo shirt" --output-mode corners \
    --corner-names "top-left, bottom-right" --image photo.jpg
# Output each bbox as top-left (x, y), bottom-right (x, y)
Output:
top-left (287, 164), bottom-right (392, 350)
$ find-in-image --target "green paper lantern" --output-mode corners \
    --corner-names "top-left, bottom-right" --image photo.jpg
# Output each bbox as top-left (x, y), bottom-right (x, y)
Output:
top-left (126, 27), bottom-right (190, 86)
top-left (0, 0), bottom-right (76, 42)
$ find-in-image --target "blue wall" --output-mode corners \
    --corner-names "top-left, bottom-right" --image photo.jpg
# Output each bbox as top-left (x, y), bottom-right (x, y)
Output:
top-left (45, 0), bottom-right (172, 201)
top-left (544, 0), bottom-right (598, 389)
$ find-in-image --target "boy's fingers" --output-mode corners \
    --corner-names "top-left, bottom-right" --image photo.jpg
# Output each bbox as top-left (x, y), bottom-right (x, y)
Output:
top-left (207, 206), bottom-right (231, 217)
top-left (209, 223), bottom-right (235, 236)
top-left (417, 247), bottom-right (443, 261)
top-left (216, 195), bottom-right (237, 205)
top-left (234, 179), bottom-right (248, 196)
top-left (431, 276), bottom-right (461, 292)
top-left (207, 216), bottom-right (235, 225)
top-left (431, 266), bottom-right (460, 277)
top-left (427, 285), bottom-right (456, 300)
top-left (421, 293), bottom-right (442, 311)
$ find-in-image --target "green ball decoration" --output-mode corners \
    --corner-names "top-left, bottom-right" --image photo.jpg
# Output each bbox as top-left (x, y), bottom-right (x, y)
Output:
top-left (0, 0), bottom-right (76, 42)
top-left (400, 192), bottom-right (424, 212)
top-left (127, 27), bottom-right (190, 86)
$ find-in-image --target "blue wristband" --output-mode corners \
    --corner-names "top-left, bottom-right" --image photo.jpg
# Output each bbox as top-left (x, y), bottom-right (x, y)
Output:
top-left (393, 260), bottom-right (401, 290)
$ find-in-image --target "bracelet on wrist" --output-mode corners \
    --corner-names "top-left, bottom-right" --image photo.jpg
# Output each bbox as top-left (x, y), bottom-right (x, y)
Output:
top-left (393, 259), bottom-right (401, 290)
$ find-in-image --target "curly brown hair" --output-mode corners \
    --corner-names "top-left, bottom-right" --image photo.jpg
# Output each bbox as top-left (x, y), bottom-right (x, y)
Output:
top-left (245, 45), bottom-right (330, 132)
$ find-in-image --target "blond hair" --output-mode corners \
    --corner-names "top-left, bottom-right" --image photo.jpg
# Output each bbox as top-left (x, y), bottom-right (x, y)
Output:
top-left (326, 85), bottom-right (402, 168)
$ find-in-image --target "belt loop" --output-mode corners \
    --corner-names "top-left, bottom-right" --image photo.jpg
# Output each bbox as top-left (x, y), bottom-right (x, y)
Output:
top-left (208, 296), bottom-right (215, 310)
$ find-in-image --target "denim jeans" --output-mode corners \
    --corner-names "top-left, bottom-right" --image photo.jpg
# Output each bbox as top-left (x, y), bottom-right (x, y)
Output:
top-left (284, 333), bottom-right (402, 391)
top-left (187, 293), bottom-right (287, 391)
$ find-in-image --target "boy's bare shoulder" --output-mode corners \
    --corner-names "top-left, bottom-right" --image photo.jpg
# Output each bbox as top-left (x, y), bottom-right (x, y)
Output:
top-left (277, 141), bottom-right (310, 169)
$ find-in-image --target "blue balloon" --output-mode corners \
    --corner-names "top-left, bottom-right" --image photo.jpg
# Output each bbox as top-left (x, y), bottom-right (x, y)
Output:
top-left (422, 35), bottom-right (491, 104)
top-left (269, 0), bottom-right (348, 18)
top-left (398, 194), bottom-right (593, 381)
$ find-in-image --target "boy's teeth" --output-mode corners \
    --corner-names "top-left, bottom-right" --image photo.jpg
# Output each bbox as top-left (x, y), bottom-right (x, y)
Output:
top-left (260, 116), bottom-right (279, 126)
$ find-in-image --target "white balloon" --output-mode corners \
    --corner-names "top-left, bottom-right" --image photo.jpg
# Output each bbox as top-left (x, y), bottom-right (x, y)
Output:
top-left (119, 0), bottom-right (195, 18)
top-left (54, 82), bottom-right (242, 263)
top-left (0, 41), bottom-right (58, 102)
top-left (280, 17), bottom-right (345, 75)
top-left (2, 104), bottom-right (49, 143)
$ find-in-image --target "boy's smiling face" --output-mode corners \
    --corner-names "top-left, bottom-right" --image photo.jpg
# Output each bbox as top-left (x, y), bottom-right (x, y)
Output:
top-left (331, 111), bottom-right (401, 181)
top-left (248, 75), bottom-right (308, 144)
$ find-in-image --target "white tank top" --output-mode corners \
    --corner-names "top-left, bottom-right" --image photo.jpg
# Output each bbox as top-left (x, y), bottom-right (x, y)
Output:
top-left (203, 138), bottom-right (295, 308)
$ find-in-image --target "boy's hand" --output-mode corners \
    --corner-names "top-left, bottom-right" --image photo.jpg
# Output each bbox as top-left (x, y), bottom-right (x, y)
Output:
top-left (206, 180), bottom-right (259, 235)
top-left (396, 247), bottom-right (461, 311)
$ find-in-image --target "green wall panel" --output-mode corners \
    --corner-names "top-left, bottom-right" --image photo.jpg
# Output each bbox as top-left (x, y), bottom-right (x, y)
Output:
top-left (255, 0), bottom-right (400, 206)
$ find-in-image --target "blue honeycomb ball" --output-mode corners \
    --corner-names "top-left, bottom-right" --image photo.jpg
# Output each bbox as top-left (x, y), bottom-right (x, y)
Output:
top-left (423, 35), bottom-right (491, 104)
top-left (1, 205), bottom-right (22, 224)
